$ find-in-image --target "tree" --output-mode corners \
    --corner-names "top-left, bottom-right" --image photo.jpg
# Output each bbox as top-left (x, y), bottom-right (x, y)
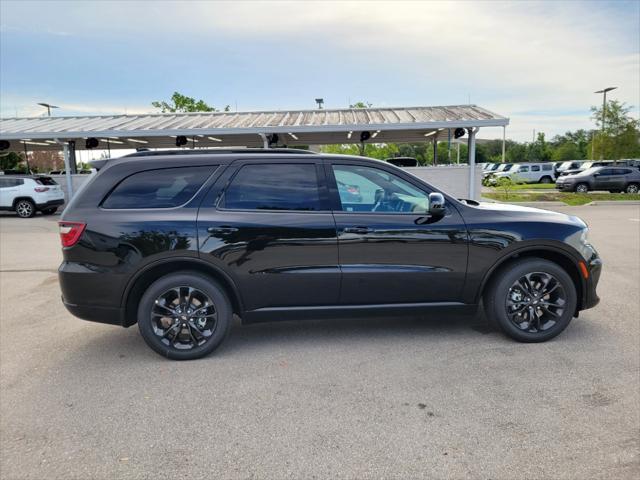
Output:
top-left (0, 152), bottom-right (23, 171)
top-left (551, 141), bottom-right (581, 162)
top-left (152, 91), bottom-right (230, 113)
top-left (28, 150), bottom-right (63, 173)
top-left (349, 101), bottom-right (372, 108)
top-left (588, 100), bottom-right (640, 159)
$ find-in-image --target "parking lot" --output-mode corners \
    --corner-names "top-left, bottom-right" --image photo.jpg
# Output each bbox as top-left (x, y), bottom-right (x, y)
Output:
top-left (1, 204), bottom-right (639, 479)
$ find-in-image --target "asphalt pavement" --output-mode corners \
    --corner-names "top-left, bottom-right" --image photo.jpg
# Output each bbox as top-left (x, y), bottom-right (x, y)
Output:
top-left (1, 204), bottom-right (639, 479)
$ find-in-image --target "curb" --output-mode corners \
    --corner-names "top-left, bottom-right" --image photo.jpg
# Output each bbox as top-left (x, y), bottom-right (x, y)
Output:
top-left (480, 199), bottom-right (640, 207)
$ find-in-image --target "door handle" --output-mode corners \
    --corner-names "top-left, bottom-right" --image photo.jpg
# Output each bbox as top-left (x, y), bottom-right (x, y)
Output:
top-left (207, 226), bottom-right (239, 235)
top-left (343, 226), bottom-right (371, 234)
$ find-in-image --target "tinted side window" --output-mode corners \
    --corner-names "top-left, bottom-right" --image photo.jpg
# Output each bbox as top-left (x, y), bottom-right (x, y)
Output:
top-left (35, 177), bottom-right (57, 185)
top-left (332, 164), bottom-right (429, 213)
top-left (0, 178), bottom-right (9, 188)
top-left (222, 164), bottom-right (321, 211)
top-left (519, 166), bottom-right (530, 172)
top-left (542, 164), bottom-right (552, 171)
top-left (102, 166), bottom-right (215, 209)
top-left (531, 165), bottom-right (540, 171)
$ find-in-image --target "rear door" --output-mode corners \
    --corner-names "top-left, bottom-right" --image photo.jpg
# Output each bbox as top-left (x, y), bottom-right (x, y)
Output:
top-left (325, 160), bottom-right (468, 305)
top-left (593, 168), bottom-right (613, 190)
top-left (197, 159), bottom-right (340, 311)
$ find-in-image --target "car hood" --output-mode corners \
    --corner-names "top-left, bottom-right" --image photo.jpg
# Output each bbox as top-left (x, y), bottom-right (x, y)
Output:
top-left (471, 201), bottom-right (586, 227)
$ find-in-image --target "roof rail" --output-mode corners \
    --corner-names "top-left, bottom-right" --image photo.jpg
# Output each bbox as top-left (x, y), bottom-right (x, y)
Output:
top-left (122, 148), bottom-right (317, 158)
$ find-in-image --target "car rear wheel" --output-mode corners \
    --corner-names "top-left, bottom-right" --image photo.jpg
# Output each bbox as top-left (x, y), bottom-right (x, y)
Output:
top-left (575, 183), bottom-right (589, 193)
top-left (137, 272), bottom-right (233, 360)
top-left (15, 199), bottom-right (35, 218)
top-left (626, 183), bottom-right (639, 194)
top-left (539, 176), bottom-right (553, 184)
top-left (484, 258), bottom-right (577, 342)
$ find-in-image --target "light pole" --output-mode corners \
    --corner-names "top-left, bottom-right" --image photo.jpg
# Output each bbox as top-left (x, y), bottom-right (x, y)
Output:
top-left (594, 87), bottom-right (616, 159)
top-left (37, 102), bottom-right (59, 116)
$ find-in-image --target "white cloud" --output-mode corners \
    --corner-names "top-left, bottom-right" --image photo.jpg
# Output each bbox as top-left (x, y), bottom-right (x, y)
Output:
top-left (2, 1), bottom-right (638, 140)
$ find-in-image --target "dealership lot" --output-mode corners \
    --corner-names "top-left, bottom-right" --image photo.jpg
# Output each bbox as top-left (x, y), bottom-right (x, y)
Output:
top-left (1, 205), bottom-right (639, 479)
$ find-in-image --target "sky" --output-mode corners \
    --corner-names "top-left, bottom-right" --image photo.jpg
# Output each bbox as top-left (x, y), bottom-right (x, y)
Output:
top-left (1, 0), bottom-right (639, 142)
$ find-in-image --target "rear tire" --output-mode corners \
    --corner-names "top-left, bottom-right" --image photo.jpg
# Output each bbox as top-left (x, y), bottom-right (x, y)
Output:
top-left (484, 258), bottom-right (577, 342)
top-left (137, 271), bottom-right (233, 360)
top-left (539, 176), bottom-right (553, 184)
top-left (15, 199), bottom-right (35, 218)
top-left (575, 183), bottom-right (589, 193)
top-left (626, 183), bottom-right (639, 194)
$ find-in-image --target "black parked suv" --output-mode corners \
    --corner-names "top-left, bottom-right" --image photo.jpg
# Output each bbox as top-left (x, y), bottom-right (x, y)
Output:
top-left (59, 149), bottom-right (601, 359)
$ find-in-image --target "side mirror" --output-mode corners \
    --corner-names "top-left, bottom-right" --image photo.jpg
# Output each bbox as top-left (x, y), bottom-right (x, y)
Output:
top-left (428, 192), bottom-right (446, 216)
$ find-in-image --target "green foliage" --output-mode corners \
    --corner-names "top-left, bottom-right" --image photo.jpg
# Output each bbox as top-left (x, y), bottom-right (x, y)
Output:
top-left (349, 101), bottom-right (372, 108)
top-left (152, 91), bottom-right (230, 113)
top-left (493, 175), bottom-right (525, 200)
top-left (588, 100), bottom-right (640, 160)
top-left (0, 152), bottom-right (24, 171)
top-left (484, 191), bottom-right (640, 205)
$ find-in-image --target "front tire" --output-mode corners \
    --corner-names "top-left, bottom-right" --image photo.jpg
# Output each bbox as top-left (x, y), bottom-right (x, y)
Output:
top-left (15, 199), bottom-right (35, 218)
top-left (575, 183), bottom-right (589, 193)
top-left (484, 259), bottom-right (577, 342)
top-left (137, 272), bottom-right (233, 360)
top-left (626, 183), bottom-right (639, 194)
top-left (539, 176), bottom-right (552, 184)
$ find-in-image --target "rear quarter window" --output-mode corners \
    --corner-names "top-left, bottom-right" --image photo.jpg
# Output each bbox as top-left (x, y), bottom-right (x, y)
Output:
top-left (35, 176), bottom-right (58, 185)
top-left (102, 166), bottom-right (216, 209)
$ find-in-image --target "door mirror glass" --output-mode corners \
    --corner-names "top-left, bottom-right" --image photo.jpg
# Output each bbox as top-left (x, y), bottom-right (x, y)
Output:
top-left (428, 192), bottom-right (445, 216)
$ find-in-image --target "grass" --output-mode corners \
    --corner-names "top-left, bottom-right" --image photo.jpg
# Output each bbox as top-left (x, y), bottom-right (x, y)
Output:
top-left (508, 183), bottom-right (557, 190)
top-left (483, 191), bottom-right (640, 206)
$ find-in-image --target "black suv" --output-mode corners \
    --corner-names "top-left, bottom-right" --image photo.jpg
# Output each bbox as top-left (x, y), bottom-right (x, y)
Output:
top-left (58, 149), bottom-right (601, 359)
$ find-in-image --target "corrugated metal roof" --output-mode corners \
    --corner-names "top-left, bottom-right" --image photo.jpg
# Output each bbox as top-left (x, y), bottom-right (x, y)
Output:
top-left (0, 105), bottom-right (508, 150)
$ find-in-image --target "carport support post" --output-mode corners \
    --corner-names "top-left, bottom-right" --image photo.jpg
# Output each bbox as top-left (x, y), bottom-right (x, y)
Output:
top-left (259, 133), bottom-right (269, 148)
top-left (502, 126), bottom-right (506, 163)
top-left (467, 127), bottom-right (478, 200)
top-left (62, 142), bottom-right (74, 200)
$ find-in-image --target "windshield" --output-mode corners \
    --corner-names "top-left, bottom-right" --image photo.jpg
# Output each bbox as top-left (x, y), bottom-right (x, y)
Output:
top-left (579, 162), bottom-right (594, 170)
top-left (496, 163), bottom-right (513, 172)
top-left (559, 161), bottom-right (574, 171)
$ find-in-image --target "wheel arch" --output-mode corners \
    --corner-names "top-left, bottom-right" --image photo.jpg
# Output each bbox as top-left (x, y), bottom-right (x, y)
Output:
top-left (122, 257), bottom-right (244, 327)
top-left (478, 246), bottom-right (585, 312)
top-left (12, 196), bottom-right (36, 209)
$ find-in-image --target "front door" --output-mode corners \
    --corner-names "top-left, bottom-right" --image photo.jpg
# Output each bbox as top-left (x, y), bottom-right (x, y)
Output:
top-left (326, 161), bottom-right (468, 305)
top-left (197, 160), bottom-right (340, 312)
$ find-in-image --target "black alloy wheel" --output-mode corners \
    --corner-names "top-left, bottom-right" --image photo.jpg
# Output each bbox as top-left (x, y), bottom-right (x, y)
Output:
top-left (485, 258), bottom-right (577, 342)
top-left (505, 272), bottom-right (566, 333)
top-left (137, 272), bottom-right (232, 360)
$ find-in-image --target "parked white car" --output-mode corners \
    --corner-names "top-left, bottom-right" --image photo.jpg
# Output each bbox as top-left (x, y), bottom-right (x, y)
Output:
top-left (0, 175), bottom-right (65, 218)
top-left (490, 162), bottom-right (556, 184)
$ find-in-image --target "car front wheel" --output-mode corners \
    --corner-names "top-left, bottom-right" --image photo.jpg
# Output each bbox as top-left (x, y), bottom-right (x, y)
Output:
top-left (575, 183), bottom-right (589, 193)
top-left (15, 199), bottom-right (35, 218)
top-left (137, 272), bottom-right (233, 360)
top-left (626, 183), bottom-right (639, 194)
top-left (484, 258), bottom-right (577, 342)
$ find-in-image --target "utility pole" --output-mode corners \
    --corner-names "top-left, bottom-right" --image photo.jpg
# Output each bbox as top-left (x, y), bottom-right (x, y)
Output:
top-left (594, 87), bottom-right (617, 159)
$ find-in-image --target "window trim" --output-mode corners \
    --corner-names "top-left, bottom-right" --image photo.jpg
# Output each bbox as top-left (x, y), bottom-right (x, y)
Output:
top-left (215, 161), bottom-right (331, 214)
top-left (99, 165), bottom-right (219, 211)
top-left (325, 161), bottom-right (437, 216)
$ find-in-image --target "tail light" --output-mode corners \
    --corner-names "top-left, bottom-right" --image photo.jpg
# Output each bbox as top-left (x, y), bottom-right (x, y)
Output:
top-left (59, 222), bottom-right (86, 248)
top-left (34, 187), bottom-right (50, 192)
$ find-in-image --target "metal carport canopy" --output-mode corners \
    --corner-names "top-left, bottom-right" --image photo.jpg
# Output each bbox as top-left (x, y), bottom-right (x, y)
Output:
top-left (0, 104), bottom-right (508, 151)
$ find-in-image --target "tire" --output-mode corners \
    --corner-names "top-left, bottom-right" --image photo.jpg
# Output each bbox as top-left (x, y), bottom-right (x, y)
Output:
top-left (626, 183), bottom-right (639, 194)
top-left (539, 176), bottom-right (552, 184)
top-left (137, 271), bottom-right (233, 360)
top-left (484, 258), bottom-right (577, 343)
top-left (41, 207), bottom-right (57, 215)
top-left (575, 183), bottom-right (589, 193)
top-left (14, 199), bottom-right (35, 218)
